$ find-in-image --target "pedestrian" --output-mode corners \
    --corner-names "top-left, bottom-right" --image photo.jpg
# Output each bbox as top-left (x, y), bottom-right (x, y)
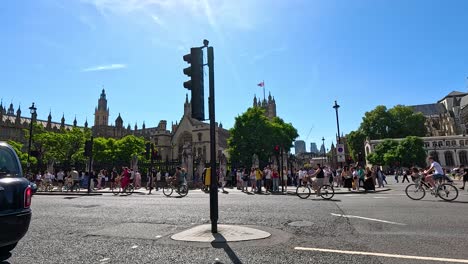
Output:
top-left (282, 169), bottom-right (288, 191)
top-left (394, 169), bottom-right (400, 183)
top-left (156, 170), bottom-right (161, 191)
top-left (460, 165), bottom-right (468, 190)
top-left (240, 168), bottom-right (248, 192)
top-left (97, 170), bottom-right (104, 189)
top-left (335, 167), bottom-right (342, 187)
top-left (376, 166), bottom-right (385, 188)
top-left (236, 169), bottom-right (242, 190)
top-left (402, 169), bottom-right (410, 183)
top-left (272, 168), bottom-right (279, 192)
top-left (255, 167), bottom-right (263, 194)
top-left (357, 166), bottom-right (365, 189)
top-left (264, 166), bottom-right (272, 192)
top-left (220, 168), bottom-right (227, 192)
top-left (57, 169), bottom-right (65, 191)
top-left (364, 167), bottom-right (375, 192)
top-left (250, 168), bottom-right (256, 192)
top-left (343, 166), bottom-right (352, 191)
top-left (352, 167), bottom-right (359, 191)
top-left (135, 170), bottom-right (141, 189)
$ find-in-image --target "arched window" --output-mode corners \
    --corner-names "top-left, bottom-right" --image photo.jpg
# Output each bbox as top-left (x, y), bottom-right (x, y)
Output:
top-left (452, 140), bottom-right (456, 146)
top-left (430, 151), bottom-right (439, 163)
top-left (459, 151), bottom-right (468, 166)
top-left (445, 151), bottom-right (454, 167)
top-left (461, 140), bottom-right (465, 147)
top-left (438, 141), bottom-right (443, 147)
top-left (432, 141), bottom-right (437, 147)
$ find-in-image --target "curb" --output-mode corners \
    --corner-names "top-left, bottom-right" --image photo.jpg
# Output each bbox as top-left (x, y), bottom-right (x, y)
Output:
top-left (33, 192), bottom-right (103, 196)
top-left (285, 188), bottom-right (392, 196)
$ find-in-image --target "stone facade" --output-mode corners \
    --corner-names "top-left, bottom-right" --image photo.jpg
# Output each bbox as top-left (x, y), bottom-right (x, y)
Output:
top-left (365, 135), bottom-right (468, 169)
top-left (0, 90), bottom-right (230, 180)
top-left (252, 92), bottom-right (277, 119)
top-left (410, 91), bottom-right (468, 136)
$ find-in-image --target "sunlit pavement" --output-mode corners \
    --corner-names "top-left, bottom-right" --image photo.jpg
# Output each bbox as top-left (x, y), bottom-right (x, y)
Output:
top-left (7, 182), bottom-right (468, 264)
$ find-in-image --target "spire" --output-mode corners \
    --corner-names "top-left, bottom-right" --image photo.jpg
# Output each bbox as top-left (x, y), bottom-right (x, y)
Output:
top-left (48, 111), bottom-right (52, 121)
top-left (7, 103), bottom-right (14, 115)
top-left (84, 118), bottom-right (88, 128)
top-left (16, 105), bottom-right (21, 116)
top-left (73, 116), bottom-right (77, 127)
top-left (100, 88), bottom-right (106, 99)
top-left (268, 91), bottom-right (272, 102)
top-left (60, 113), bottom-right (65, 129)
top-left (185, 93), bottom-right (189, 104)
top-left (253, 95), bottom-right (257, 107)
top-left (142, 122), bottom-right (146, 130)
top-left (127, 123), bottom-right (131, 130)
top-left (134, 122), bottom-right (138, 131)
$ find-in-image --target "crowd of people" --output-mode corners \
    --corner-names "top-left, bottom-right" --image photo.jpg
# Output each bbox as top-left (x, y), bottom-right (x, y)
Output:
top-left (26, 155), bottom-right (468, 194)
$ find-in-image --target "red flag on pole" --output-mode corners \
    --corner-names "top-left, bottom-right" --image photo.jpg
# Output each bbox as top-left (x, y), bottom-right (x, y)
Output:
top-left (257, 81), bottom-right (264, 87)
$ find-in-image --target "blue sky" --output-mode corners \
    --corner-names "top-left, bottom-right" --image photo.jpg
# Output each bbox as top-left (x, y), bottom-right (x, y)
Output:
top-left (2, 0), bottom-right (468, 152)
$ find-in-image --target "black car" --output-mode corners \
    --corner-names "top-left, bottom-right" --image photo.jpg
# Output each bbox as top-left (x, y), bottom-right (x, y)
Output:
top-left (0, 142), bottom-right (32, 260)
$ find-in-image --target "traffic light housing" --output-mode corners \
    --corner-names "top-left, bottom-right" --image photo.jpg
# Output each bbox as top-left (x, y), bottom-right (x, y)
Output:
top-left (183, 48), bottom-right (205, 121)
top-left (274, 145), bottom-right (280, 156)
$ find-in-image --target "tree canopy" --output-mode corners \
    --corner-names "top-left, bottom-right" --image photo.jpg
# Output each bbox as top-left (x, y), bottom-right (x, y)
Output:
top-left (346, 105), bottom-right (426, 161)
top-left (228, 107), bottom-right (298, 168)
top-left (367, 136), bottom-right (426, 167)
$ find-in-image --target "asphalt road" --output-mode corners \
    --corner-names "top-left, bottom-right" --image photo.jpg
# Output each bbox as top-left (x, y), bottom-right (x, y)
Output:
top-left (6, 182), bottom-right (468, 264)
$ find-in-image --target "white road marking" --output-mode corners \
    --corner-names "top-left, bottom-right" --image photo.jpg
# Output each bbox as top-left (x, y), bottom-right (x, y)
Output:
top-left (131, 245), bottom-right (138, 249)
top-left (331, 213), bottom-right (406, 226)
top-left (155, 235), bottom-right (162, 238)
top-left (343, 194), bottom-right (359, 197)
top-left (294, 247), bottom-right (468, 263)
top-left (373, 197), bottom-right (390, 199)
top-left (100, 258), bottom-right (110, 262)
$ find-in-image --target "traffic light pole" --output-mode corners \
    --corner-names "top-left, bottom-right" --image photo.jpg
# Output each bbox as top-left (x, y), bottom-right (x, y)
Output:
top-left (208, 46), bottom-right (218, 233)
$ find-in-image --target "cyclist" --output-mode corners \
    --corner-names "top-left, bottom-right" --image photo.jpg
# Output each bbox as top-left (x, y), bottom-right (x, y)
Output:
top-left (424, 156), bottom-right (444, 188)
top-left (303, 163), bottom-right (324, 197)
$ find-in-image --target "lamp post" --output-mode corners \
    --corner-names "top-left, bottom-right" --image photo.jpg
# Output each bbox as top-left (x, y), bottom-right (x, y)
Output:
top-left (27, 103), bottom-right (37, 175)
top-left (322, 137), bottom-right (325, 165)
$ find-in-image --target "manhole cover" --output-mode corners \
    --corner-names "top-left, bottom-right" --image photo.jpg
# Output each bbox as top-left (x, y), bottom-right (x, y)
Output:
top-left (288, 221), bottom-right (314, 227)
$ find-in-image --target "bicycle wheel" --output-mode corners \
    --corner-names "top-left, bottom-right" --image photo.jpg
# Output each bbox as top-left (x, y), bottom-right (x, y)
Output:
top-left (178, 185), bottom-right (189, 197)
top-left (405, 184), bottom-right (426, 200)
top-left (72, 184), bottom-right (80, 192)
top-left (163, 185), bottom-right (173, 197)
top-left (437, 183), bottom-right (458, 202)
top-left (320, 185), bottom-right (335, 200)
top-left (126, 184), bottom-right (135, 195)
top-left (296, 185), bottom-right (311, 199)
top-left (112, 186), bottom-right (121, 195)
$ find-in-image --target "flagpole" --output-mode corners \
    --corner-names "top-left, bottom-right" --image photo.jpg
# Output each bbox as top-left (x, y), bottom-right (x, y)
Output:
top-left (263, 80), bottom-right (265, 101)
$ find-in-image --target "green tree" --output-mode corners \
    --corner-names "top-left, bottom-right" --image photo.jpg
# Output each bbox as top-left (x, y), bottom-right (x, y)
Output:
top-left (346, 130), bottom-right (366, 161)
top-left (366, 139), bottom-right (399, 166)
top-left (7, 140), bottom-right (37, 169)
top-left (395, 136), bottom-right (426, 167)
top-left (347, 105), bottom-right (427, 163)
top-left (228, 107), bottom-right (298, 168)
top-left (113, 135), bottom-right (146, 166)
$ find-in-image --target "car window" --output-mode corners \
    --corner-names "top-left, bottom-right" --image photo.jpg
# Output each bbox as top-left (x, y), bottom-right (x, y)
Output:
top-left (0, 147), bottom-right (20, 178)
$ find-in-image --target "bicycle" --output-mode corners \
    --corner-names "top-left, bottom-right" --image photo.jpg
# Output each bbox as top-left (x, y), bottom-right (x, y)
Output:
top-left (112, 183), bottom-right (135, 195)
top-left (63, 180), bottom-right (80, 192)
top-left (38, 180), bottom-right (54, 192)
top-left (296, 178), bottom-right (335, 200)
top-left (163, 177), bottom-right (188, 197)
top-left (405, 176), bottom-right (458, 202)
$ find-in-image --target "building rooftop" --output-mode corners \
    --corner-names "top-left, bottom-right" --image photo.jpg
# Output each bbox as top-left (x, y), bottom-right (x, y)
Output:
top-left (410, 103), bottom-right (446, 116)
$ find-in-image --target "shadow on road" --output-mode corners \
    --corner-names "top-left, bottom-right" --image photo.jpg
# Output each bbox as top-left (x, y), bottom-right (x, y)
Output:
top-left (211, 234), bottom-right (243, 264)
top-left (310, 198), bottom-right (342, 202)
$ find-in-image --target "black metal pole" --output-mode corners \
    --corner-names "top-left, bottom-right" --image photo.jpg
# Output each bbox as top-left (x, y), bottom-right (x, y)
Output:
top-left (208, 46), bottom-right (218, 233)
top-left (333, 101), bottom-right (342, 169)
top-left (280, 147), bottom-right (284, 192)
top-left (149, 143), bottom-right (155, 194)
top-left (87, 136), bottom-right (94, 194)
top-left (27, 115), bottom-right (33, 175)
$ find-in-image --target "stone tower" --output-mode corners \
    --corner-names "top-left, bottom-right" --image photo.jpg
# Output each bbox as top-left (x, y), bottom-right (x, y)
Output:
top-left (94, 89), bottom-right (109, 127)
top-left (252, 92), bottom-right (277, 119)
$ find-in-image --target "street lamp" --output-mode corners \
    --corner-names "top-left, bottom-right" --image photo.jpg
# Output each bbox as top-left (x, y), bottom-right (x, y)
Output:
top-left (322, 137), bottom-right (325, 165)
top-left (27, 102), bottom-right (37, 175)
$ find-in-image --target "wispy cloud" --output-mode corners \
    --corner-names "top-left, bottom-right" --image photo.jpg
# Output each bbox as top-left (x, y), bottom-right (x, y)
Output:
top-left (82, 64), bottom-right (127, 72)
